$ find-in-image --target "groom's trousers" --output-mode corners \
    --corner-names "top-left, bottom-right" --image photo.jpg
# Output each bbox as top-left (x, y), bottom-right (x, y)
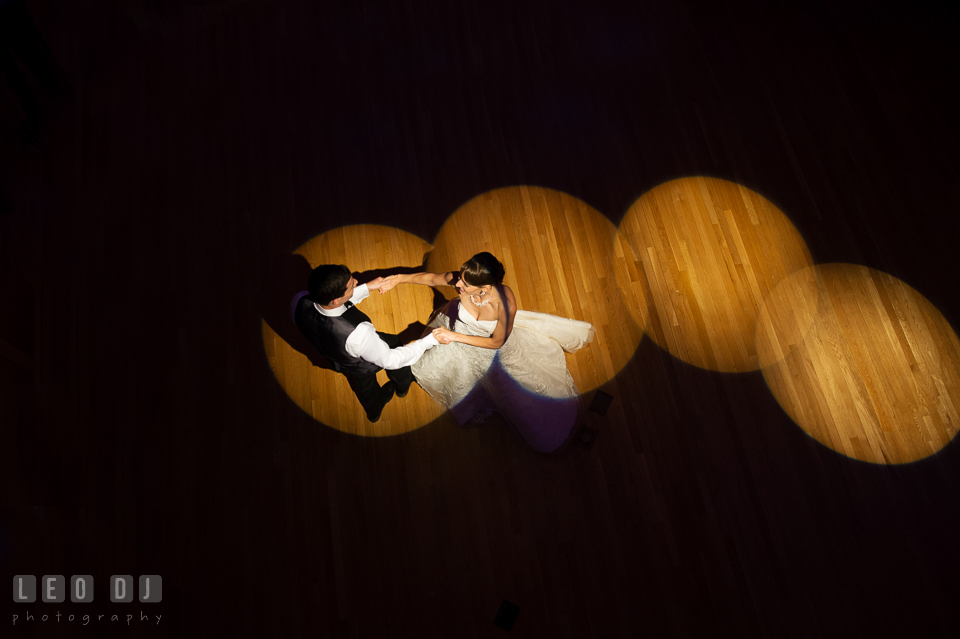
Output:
top-left (344, 332), bottom-right (415, 417)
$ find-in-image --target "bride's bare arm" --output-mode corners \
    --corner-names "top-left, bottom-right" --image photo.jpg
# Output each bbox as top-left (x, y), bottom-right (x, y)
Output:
top-left (432, 286), bottom-right (517, 349)
top-left (382, 272), bottom-right (455, 292)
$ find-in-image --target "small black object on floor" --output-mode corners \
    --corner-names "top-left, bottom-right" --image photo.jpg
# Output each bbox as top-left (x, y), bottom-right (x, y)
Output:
top-left (574, 425), bottom-right (598, 451)
top-left (494, 600), bottom-right (520, 631)
top-left (588, 390), bottom-right (613, 416)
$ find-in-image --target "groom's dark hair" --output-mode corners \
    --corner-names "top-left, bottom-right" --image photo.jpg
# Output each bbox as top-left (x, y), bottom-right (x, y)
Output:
top-left (308, 264), bottom-right (352, 305)
top-left (461, 252), bottom-right (505, 286)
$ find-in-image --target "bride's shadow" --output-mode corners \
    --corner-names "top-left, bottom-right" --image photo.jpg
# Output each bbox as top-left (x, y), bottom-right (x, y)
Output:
top-left (355, 257), bottom-right (453, 343)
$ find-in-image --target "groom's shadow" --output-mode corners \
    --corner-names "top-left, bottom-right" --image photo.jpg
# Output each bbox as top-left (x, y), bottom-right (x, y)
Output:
top-left (262, 253), bottom-right (336, 371)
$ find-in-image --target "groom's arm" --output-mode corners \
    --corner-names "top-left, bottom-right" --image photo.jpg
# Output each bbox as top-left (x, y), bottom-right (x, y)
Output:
top-left (346, 283), bottom-right (371, 305)
top-left (346, 323), bottom-right (439, 370)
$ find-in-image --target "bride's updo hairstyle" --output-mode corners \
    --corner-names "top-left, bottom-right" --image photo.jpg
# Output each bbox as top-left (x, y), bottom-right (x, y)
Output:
top-left (460, 252), bottom-right (505, 287)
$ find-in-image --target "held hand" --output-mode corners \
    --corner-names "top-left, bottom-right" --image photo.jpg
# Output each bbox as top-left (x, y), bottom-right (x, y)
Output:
top-left (432, 327), bottom-right (456, 344)
top-left (367, 276), bottom-right (394, 293)
top-left (377, 276), bottom-right (398, 294)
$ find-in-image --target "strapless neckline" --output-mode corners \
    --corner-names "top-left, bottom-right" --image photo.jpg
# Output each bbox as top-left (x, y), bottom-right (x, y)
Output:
top-left (460, 309), bottom-right (497, 329)
top-left (458, 296), bottom-right (498, 325)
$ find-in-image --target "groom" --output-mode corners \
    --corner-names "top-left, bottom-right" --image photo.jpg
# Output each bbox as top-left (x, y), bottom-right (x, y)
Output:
top-left (294, 264), bottom-right (439, 422)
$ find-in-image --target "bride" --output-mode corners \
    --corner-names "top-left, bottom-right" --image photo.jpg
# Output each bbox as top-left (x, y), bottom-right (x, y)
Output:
top-left (386, 253), bottom-right (595, 453)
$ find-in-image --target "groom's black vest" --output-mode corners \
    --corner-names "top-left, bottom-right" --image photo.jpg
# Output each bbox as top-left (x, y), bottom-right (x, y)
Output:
top-left (295, 296), bottom-right (381, 374)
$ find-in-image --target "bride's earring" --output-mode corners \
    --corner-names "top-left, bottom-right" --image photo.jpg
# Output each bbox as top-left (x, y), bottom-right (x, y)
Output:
top-left (479, 290), bottom-right (486, 296)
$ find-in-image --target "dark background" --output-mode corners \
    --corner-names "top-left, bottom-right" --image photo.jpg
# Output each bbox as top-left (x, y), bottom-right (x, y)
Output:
top-left (2, 0), bottom-right (959, 636)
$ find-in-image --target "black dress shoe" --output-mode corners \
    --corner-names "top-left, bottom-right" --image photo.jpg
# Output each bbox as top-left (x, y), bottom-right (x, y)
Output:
top-left (366, 382), bottom-right (396, 423)
top-left (396, 384), bottom-right (411, 398)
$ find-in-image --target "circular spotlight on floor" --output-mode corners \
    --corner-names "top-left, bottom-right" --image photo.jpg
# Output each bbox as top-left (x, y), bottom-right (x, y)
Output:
top-left (428, 186), bottom-right (642, 395)
top-left (758, 264), bottom-right (960, 464)
top-left (616, 177), bottom-right (813, 372)
top-left (263, 225), bottom-right (443, 436)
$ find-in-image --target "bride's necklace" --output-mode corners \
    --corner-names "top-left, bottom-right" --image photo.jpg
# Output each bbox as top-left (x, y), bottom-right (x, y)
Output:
top-left (469, 292), bottom-right (490, 307)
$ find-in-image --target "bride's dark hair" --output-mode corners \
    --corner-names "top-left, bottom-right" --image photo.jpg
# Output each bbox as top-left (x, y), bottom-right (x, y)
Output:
top-left (460, 252), bottom-right (505, 287)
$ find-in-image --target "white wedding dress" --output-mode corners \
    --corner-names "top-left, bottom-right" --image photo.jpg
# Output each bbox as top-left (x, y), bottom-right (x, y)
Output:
top-left (412, 297), bottom-right (595, 453)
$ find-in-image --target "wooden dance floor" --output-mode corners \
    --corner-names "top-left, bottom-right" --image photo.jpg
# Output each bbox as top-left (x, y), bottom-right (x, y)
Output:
top-left (2, 0), bottom-right (959, 637)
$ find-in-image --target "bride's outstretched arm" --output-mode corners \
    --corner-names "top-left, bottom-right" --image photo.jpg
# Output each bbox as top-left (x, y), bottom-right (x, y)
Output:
top-left (381, 271), bottom-right (455, 293)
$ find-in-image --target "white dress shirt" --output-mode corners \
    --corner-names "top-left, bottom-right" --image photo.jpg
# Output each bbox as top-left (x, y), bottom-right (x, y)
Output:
top-left (314, 283), bottom-right (439, 370)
